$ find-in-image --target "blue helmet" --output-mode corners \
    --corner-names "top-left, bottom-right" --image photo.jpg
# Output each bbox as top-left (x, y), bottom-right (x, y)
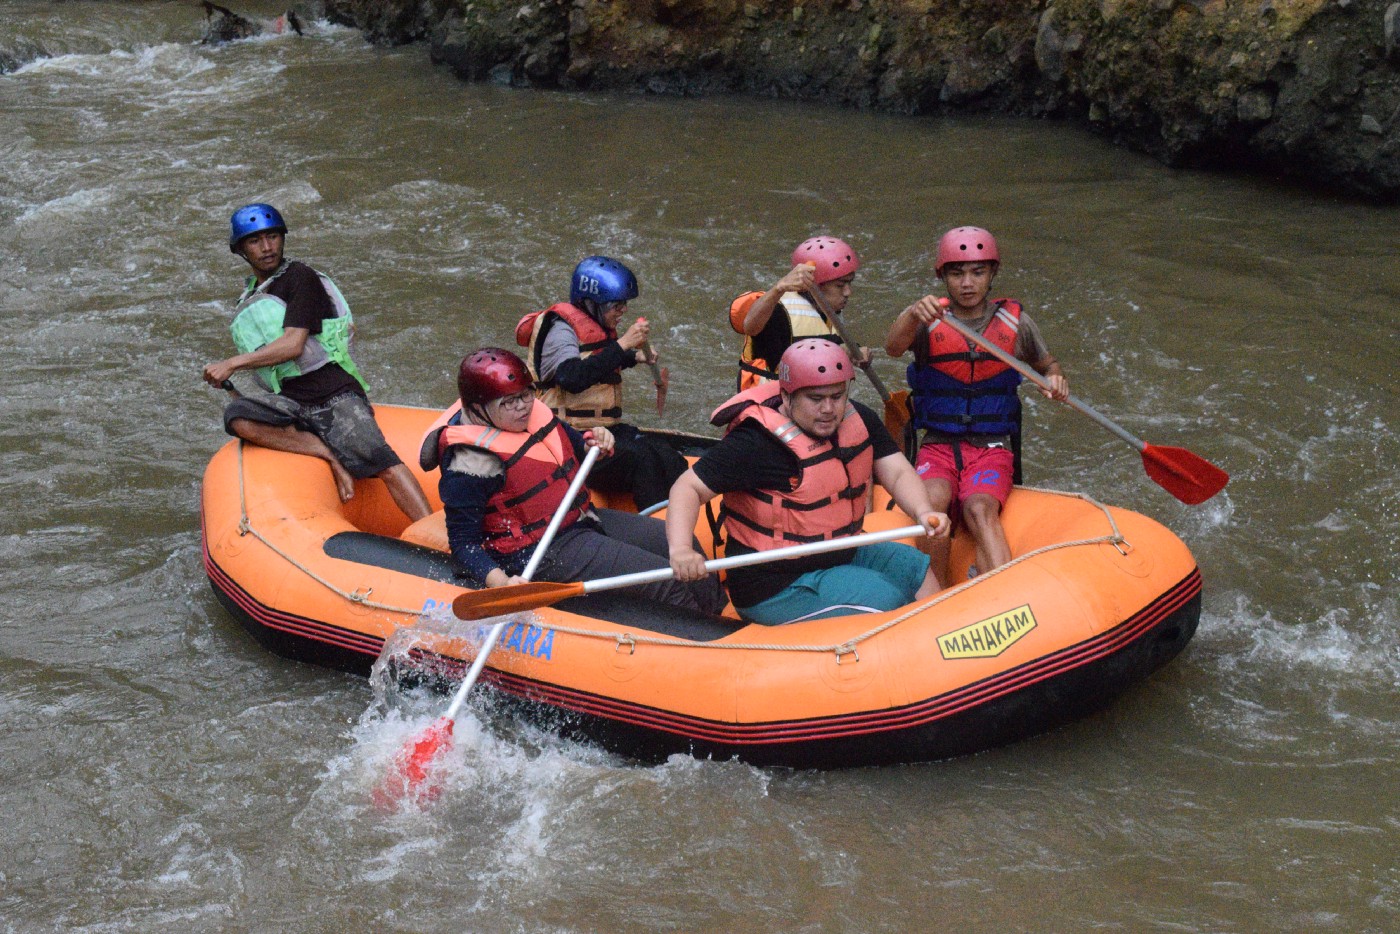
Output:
top-left (570, 256), bottom-right (639, 306)
top-left (229, 203), bottom-right (287, 253)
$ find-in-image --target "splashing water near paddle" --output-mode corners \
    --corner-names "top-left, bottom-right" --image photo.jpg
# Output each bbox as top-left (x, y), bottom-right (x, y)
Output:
top-left (367, 607), bottom-right (544, 808)
top-left (371, 447), bottom-right (604, 809)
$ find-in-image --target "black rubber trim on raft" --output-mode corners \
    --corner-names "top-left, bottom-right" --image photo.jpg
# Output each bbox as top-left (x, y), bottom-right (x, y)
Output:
top-left (206, 521), bottom-right (1200, 767)
top-left (202, 530), bottom-right (740, 677)
top-left (204, 539), bottom-right (384, 674)
top-left (430, 569), bottom-right (1204, 769)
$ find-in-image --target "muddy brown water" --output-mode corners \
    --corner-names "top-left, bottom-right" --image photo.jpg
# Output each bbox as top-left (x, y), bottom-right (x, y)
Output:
top-left (1, 3), bottom-right (1396, 931)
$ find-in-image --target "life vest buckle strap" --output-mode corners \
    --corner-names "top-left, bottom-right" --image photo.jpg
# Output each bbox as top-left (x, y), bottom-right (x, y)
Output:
top-left (779, 496), bottom-right (836, 512)
top-left (739, 360), bottom-right (779, 378)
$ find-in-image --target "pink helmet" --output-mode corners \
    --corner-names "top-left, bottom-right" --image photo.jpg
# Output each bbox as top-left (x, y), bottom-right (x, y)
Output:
top-left (792, 236), bottom-right (861, 285)
top-left (935, 226), bottom-right (999, 276)
top-left (777, 338), bottom-right (853, 393)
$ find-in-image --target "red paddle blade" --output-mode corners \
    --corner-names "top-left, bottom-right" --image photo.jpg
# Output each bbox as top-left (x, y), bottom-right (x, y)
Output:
top-left (451, 580), bottom-right (585, 620)
top-left (1141, 443), bottom-right (1229, 505)
top-left (372, 717), bottom-right (454, 809)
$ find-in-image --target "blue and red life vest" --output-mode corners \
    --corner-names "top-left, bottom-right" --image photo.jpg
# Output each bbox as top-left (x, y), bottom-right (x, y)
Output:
top-left (908, 299), bottom-right (1024, 437)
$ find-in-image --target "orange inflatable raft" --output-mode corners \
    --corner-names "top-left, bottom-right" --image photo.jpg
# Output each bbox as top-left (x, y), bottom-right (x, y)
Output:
top-left (201, 404), bottom-right (1201, 768)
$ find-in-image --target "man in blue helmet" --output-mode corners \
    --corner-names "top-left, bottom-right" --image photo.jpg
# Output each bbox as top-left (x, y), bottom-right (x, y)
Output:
top-left (515, 256), bottom-right (687, 510)
top-left (202, 203), bottom-right (431, 520)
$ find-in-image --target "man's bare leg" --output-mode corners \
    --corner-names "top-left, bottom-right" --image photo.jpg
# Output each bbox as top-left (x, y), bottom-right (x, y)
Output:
top-left (919, 478), bottom-right (954, 589)
top-left (379, 464), bottom-right (431, 521)
top-left (228, 418), bottom-right (356, 501)
top-left (961, 494), bottom-right (1011, 575)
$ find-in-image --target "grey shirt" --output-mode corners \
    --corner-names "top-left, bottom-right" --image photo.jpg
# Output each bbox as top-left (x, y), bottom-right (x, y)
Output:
top-left (537, 317), bottom-right (581, 383)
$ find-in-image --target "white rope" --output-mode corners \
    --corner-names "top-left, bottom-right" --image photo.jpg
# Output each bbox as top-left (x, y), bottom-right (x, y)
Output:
top-left (230, 443), bottom-right (1125, 659)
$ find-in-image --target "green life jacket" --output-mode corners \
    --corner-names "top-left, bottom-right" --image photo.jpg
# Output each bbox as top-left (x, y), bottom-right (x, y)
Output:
top-left (229, 262), bottom-right (369, 394)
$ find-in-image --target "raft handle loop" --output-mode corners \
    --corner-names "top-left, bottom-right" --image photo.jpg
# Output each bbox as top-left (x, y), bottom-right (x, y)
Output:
top-left (1113, 537), bottom-right (1133, 556)
top-left (615, 634), bottom-right (636, 655)
top-left (237, 517), bottom-right (250, 536)
top-left (835, 643), bottom-right (860, 665)
top-left (349, 587), bottom-right (373, 604)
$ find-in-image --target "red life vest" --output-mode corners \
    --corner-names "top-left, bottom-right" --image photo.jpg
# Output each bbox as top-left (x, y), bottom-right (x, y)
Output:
top-left (709, 383), bottom-right (873, 549)
top-left (517, 302), bottom-right (624, 429)
top-left (420, 399), bottom-right (587, 556)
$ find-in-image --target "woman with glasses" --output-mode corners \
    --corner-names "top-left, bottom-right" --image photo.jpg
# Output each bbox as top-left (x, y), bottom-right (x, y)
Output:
top-left (419, 348), bottom-right (724, 613)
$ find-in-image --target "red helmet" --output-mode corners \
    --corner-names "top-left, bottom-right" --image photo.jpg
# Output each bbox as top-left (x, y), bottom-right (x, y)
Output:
top-left (457, 348), bottom-right (534, 408)
top-left (778, 338), bottom-right (853, 393)
top-left (935, 226), bottom-right (999, 276)
top-left (792, 236), bottom-right (860, 285)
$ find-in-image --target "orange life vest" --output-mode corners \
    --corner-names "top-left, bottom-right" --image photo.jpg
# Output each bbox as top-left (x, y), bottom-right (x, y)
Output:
top-left (709, 383), bottom-right (873, 549)
top-left (420, 399), bottom-right (587, 556)
top-left (517, 302), bottom-right (624, 429)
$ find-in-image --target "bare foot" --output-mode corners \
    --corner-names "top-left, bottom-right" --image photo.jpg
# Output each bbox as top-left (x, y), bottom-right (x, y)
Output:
top-left (330, 461), bottom-right (356, 502)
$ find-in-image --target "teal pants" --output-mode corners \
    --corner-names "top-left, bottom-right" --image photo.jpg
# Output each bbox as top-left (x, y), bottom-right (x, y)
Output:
top-left (737, 542), bottom-right (932, 626)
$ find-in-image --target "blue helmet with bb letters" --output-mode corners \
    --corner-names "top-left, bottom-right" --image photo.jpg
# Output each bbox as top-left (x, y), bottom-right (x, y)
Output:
top-left (229, 203), bottom-right (287, 252)
top-left (569, 256), bottom-right (639, 306)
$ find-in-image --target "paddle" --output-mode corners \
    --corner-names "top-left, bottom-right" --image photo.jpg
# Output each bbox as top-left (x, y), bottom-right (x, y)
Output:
top-left (377, 445), bottom-right (603, 803)
top-left (936, 313), bottom-right (1229, 505)
top-left (799, 264), bottom-right (913, 451)
top-left (639, 336), bottom-right (668, 417)
top-left (799, 264), bottom-right (892, 404)
top-left (638, 498), bottom-right (668, 517)
top-left (452, 523), bottom-right (929, 620)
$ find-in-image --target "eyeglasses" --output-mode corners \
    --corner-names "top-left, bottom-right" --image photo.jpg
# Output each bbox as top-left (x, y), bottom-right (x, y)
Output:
top-left (496, 390), bottom-right (534, 411)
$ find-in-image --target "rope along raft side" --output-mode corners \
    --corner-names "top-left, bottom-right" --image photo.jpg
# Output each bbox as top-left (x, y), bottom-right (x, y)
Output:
top-left (201, 403), bottom-right (1201, 768)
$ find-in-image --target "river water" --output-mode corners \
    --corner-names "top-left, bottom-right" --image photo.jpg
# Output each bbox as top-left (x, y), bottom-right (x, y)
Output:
top-left (1, 2), bottom-right (1396, 930)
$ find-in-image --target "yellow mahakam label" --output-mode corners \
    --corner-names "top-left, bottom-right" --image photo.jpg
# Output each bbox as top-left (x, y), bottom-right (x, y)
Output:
top-left (937, 604), bottom-right (1038, 659)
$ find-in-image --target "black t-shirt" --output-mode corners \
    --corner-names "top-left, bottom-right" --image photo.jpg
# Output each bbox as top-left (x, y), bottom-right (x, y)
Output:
top-left (266, 261), bottom-right (364, 405)
top-left (693, 400), bottom-right (899, 607)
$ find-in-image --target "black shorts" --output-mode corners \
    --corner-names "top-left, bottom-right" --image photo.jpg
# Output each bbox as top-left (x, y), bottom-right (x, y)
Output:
top-left (223, 390), bottom-right (403, 479)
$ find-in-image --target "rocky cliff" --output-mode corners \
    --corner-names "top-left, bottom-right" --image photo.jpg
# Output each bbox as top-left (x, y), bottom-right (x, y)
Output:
top-left (324, 0), bottom-right (1400, 201)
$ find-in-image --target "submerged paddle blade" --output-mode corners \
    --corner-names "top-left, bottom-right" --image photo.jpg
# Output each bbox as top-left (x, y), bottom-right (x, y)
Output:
top-left (451, 580), bottom-right (586, 620)
top-left (372, 716), bottom-right (454, 809)
top-left (1141, 443), bottom-right (1229, 505)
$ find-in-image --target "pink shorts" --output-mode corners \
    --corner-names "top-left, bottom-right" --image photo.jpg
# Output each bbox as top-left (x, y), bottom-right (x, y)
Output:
top-left (914, 441), bottom-right (1015, 512)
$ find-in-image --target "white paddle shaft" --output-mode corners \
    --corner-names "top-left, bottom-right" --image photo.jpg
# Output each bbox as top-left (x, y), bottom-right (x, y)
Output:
top-left (579, 523), bottom-right (928, 597)
top-left (936, 313), bottom-right (1147, 452)
top-left (443, 445), bottom-right (601, 721)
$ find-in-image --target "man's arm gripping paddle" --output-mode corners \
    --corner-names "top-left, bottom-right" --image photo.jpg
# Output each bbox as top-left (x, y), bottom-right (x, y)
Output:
top-left (936, 312), bottom-right (1228, 505)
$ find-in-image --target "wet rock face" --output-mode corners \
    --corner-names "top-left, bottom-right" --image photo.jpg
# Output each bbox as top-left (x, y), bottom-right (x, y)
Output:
top-left (325, 0), bottom-right (1399, 200)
